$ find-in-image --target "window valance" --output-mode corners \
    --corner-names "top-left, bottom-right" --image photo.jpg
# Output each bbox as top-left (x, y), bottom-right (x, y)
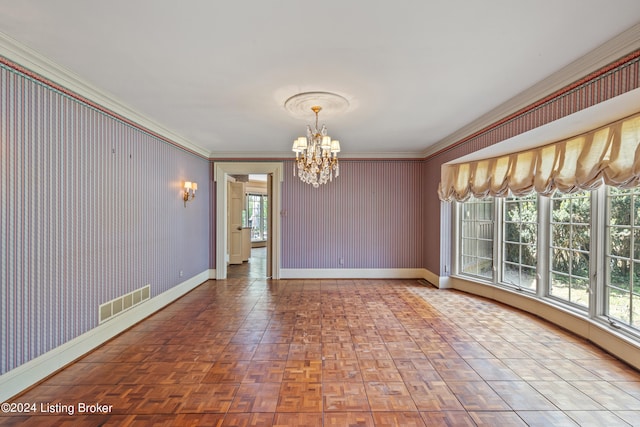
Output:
top-left (438, 112), bottom-right (640, 201)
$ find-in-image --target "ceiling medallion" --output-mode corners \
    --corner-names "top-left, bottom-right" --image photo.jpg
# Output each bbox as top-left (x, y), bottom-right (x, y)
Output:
top-left (284, 91), bottom-right (350, 117)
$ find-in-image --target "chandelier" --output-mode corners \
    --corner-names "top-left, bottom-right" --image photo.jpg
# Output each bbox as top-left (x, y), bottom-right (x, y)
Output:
top-left (291, 106), bottom-right (341, 187)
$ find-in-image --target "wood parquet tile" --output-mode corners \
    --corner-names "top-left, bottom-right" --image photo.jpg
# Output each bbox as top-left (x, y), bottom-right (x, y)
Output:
top-left (469, 410), bottom-right (528, 426)
top-left (229, 383), bottom-right (280, 412)
top-left (515, 410), bottom-right (580, 427)
top-left (322, 382), bottom-right (370, 412)
top-left (364, 381), bottom-right (417, 411)
top-left (527, 380), bottom-right (605, 410)
top-left (446, 381), bottom-right (511, 411)
top-left (420, 410), bottom-right (476, 426)
top-left (3, 274), bottom-right (640, 426)
top-left (276, 382), bottom-right (323, 412)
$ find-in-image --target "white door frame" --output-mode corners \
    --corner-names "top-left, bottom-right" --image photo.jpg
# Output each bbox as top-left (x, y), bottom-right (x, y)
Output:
top-left (214, 162), bottom-right (283, 280)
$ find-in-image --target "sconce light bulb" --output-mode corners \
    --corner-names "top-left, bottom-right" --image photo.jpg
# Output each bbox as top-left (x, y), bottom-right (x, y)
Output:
top-left (183, 180), bottom-right (197, 207)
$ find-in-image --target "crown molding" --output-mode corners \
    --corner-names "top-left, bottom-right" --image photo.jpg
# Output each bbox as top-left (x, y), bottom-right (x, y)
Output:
top-left (0, 32), bottom-right (210, 158)
top-left (423, 22), bottom-right (640, 159)
top-left (209, 150), bottom-right (425, 160)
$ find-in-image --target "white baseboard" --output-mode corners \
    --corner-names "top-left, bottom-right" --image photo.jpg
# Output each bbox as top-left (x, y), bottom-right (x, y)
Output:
top-left (0, 270), bottom-right (210, 402)
top-left (280, 268), bottom-right (429, 280)
top-left (421, 269), bottom-right (453, 288)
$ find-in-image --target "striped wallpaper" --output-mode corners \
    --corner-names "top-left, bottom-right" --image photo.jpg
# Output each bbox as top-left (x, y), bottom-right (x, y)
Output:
top-left (0, 64), bottom-right (210, 375)
top-left (423, 51), bottom-right (640, 275)
top-left (281, 160), bottom-right (425, 269)
top-left (2, 43), bottom-right (638, 378)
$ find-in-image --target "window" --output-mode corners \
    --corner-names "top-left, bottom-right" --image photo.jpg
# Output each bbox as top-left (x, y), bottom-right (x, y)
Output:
top-left (549, 191), bottom-right (590, 308)
top-left (502, 194), bottom-right (537, 291)
top-left (247, 194), bottom-right (268, 242)
top-left (455, 185), bottom-right (640, 339)
top-left (459, 197), bottom-right (494, 280)
top-left (606, 187), bottom-right (640, 328)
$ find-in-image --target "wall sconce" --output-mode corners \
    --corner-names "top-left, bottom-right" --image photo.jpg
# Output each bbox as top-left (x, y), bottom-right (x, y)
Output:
top-left (183, 181), bottom-right (197, 207)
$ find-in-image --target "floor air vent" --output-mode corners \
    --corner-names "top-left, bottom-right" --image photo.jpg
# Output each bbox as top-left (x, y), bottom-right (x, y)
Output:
top-left (99, 284), bottom-right (151, 324)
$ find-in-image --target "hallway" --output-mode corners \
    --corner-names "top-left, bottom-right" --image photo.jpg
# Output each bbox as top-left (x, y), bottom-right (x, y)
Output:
top-left (2, 279), bottom-right (640, 426)
top-left (227, 246), bottom-right (267, 280)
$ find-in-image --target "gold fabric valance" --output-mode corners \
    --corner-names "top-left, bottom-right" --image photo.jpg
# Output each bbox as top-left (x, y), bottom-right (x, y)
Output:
top-left (438, 112), bottom-right (640, 201)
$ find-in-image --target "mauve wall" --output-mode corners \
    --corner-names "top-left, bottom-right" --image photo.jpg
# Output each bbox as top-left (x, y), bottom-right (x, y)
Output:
top-left (422, 53), bottom-right (640, 276)
top-left (0, 64), bottom-right (210, 375)
top-left (281, 160), bottom-right (424, 269)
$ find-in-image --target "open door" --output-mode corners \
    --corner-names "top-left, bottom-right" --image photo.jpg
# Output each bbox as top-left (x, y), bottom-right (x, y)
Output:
top-left (228, 181), bottom-right (244, 265)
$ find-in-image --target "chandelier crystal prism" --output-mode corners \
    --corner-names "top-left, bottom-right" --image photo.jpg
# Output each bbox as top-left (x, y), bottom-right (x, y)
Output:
top-left (291, 106), bottom-right (341, 188)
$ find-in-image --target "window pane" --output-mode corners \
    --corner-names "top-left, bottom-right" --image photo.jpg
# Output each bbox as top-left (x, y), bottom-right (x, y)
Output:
top-left (521, 267), bottom-right (537, 289)
top-left (247, 193), bottom-right (268, 242)
top-left (461, 238), bottom-right (476, 256)
top-left (549, 190), bottom-right (590, 308)
top-left (503, 263), bottom-right (520, 283)
top-left (551, 224), bottom-right (570, 245)
top-left (609, 258), bottom-right (631, 289)
top-left (573, 252), bottom-right (589, 278)
top-left (633, 262), bottom-right (640, 292)
top-left (458, 197), bottom-right (494, 281)
top-left (572, 195), bottom-right (591, 223)
top-left (478, 239), bottom-right (493, 258)
top-left (552, 198), bottom-right (565, 220)
top-left (478, 259), bottom-right (493, 278)
top-left (571, 277), bottom-right (590, 306)
top-left (504, 222), bottom-right (520, 243)
top-left (634, 229), bottom-right (640, 260)
top-left (501, 194), bottom-right (537, 291)
top-left (608, 287), bottom-right (630, 324)
top-left (521, 222), bottom-right (537, 245)
top-left (633, 293), bottom-right (640, 329)
top-left (573, 225), bottom-right (591, 252)
top-left (478, 202), bottom-right (492, 220)
top-left (606, 186), bottom-right (640, 331)
top-left (504, 243), bottom-right (520, 264)
top-left (461, 221), bottom-right (474, 239)
top-left (479, 222), bottom-right (493, 239)
top-left (550, 272), bottom-right (569, 297)
top-left (610, 192), bottom-right (631, 226)
top-left (552, 249), bottom-right (570, 274)
top-left (610, 227), bottom-right (631, 258)
top-left (461, 256), bottom-right (477, 275)
top-left (461, 204), bottom-right (473, 219)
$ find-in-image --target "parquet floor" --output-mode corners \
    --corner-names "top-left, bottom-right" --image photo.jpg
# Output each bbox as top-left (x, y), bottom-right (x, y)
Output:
top-left (3, 251), bottom-right (640, 426)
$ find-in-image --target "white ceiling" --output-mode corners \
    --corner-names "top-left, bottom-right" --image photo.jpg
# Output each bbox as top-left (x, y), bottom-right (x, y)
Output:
top-left (0, 1), bottom-right (639, 158)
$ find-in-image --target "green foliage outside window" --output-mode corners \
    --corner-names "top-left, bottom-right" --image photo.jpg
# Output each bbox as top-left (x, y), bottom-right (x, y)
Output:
top-left (549, 191), bottom-right (590, 306)
top-left (503, 194), bottom-right (537, 290)
top-left (607, 188), bottom-right (640, 327)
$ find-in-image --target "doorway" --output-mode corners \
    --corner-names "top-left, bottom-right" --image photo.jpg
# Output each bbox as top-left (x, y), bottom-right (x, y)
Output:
top-left (227, 175), bottom-right (269, 279)
top-left (214, 162), bottom-right (283, 280)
